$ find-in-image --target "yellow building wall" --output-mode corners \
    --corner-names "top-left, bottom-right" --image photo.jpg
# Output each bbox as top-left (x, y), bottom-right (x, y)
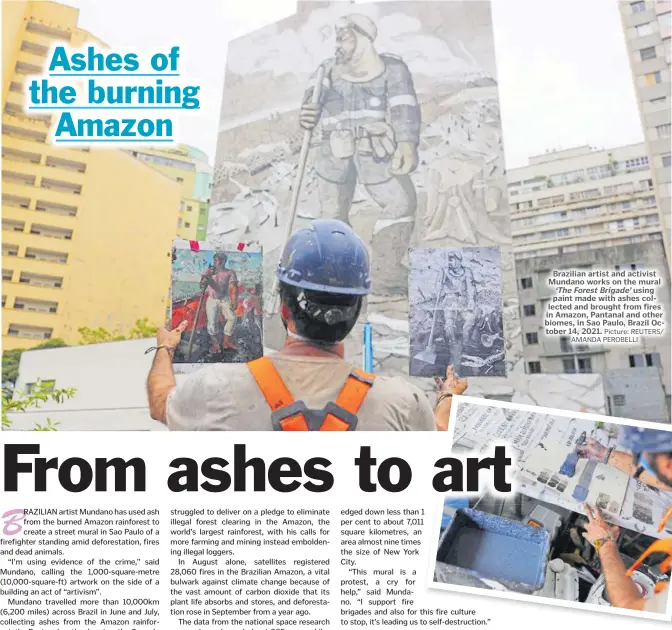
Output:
top-left (59, 150), bottom-right (178, 341)
top-left (1, 1), bottom-right (180, 350)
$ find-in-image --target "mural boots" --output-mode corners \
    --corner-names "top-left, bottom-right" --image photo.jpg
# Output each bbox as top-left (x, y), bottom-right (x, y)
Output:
top-left (223, 335), bottom-right (238, 351)
top-left (209, 336), bottom-right (222, 356)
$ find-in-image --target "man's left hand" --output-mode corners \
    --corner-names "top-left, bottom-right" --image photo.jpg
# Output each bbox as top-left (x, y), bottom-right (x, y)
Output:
top-left (390, 141), bottom-right (418, 175)
top-left (435, 365), bottom-right (468, 397)
top-left (157, 320), bottom-right (188, 349)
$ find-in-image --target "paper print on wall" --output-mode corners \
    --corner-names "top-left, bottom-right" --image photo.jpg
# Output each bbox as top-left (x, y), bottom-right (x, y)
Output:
top-left (409, 247), bottom-right (505, 377)
top-left (170, 240), bottom-right (263, 365)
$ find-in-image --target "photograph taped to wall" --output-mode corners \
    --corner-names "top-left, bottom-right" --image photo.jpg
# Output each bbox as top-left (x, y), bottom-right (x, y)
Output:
top-left (431, 490), bottom-right (670, 616)
top-left (450, 398), bottom-right (672, 539)
top-left (409, 247), bottom-right (505, 377)
top-left (170, 240), bottom-right (263, 368)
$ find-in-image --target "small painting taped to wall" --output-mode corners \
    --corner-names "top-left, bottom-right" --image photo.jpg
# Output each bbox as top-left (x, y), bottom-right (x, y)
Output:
top-left (409, 247), bottom-right (505, 377)
top-left (170, 240), bottom-right (263, 365)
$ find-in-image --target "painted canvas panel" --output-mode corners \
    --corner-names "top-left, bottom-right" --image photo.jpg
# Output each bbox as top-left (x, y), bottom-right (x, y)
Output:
top-left (211, 1), bottom-right (523, 385)
top-left (170, 240), bottom-right (263, 365)
top-left (409, 247), bottom-right (505, 377)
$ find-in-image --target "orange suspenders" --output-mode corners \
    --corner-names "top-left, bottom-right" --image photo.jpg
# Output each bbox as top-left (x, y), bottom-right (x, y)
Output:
top-left (247, 357), bottom-right (375, 431)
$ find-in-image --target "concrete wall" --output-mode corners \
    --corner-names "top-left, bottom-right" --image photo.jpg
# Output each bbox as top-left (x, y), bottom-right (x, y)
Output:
top-left (7, 339), bottom-right (165, 431)
top-left (603, 367), bottom-right (668, 423)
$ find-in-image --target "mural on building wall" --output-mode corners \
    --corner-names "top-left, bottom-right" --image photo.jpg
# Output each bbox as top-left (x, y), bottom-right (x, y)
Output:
top-left (409, 247), bottom-right (505, 377)
top-left (170, 241), bottom-right (263, 367)
top-left (210, 1), bottom-right (523, 383)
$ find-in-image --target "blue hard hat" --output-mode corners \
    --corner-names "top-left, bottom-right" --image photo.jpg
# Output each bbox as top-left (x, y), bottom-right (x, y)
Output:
top-left (619, 426), bottom-right (672, 454)
top-left (277, 219), bottom-right (371, 295)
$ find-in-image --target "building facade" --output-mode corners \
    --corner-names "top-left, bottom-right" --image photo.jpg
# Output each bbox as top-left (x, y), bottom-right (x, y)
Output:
top-left (509, 144), bottom-right (671, 421)
top-left (620, 0), bottom-right (671, 262)
top-left (125, 144), bottom-right (213, 241)
top-left (2, 1), bottom-right (178, 350)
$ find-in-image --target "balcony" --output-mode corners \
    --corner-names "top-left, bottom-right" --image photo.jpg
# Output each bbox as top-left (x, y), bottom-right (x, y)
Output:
top-left (2, 244), bottom-right (19, 257)
top-left (2, 169), bottom-right (36, 187)
top-left (2, 269), bottom-right (13, 282)
top-left (25, 247), bottom-right (68, 264)
top-left (18, 271), bottom-right (63, 289)
top-left (15, 60), bottom-right (42, 77)
top-left (45, 156), bottom-right (86, 174)
top-left (29, 223), bottom-right (73, 241)
top-left (2, 124), bottom-right (48, 144)
top-left (13, 297), bottom-right (58, 314)
top-left (2, 146), bottom-right (42, 166)
top-left (6, 322), bottom-right (54, 340)
top-left (40, 177), bottom-right (82, 196)
top-left (5, 228), bottom-right (74, 254)
top-left (539, 339), bottom-right (607, 358)
top-left (2, 218), bottom-right (25, 233)
top-left (2, 193), bottom-right (31, 210)
top-left (35, 199), bottom-right (78, 217)
top-left (4, 102), bottom-right (52, 128)
top-left (17, 46), bottom-right (49, 70)
top-left (25, 21), bottom-right (72, 41)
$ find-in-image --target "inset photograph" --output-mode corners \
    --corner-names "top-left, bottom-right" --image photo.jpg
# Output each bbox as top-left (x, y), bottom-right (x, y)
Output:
top-left (431, 398), bottom-right (672, 617)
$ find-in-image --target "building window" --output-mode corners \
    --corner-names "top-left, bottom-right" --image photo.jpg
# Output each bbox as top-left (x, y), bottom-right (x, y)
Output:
top-left (629, 354), bottom-right (644, 367)
top-left (660, 11), bottom-right (671, 37)
top-left (523, 304), bottom-right (536, 316)
top-left (640, 46), bottom-right (657, 60)
top-left (578, 358), bottom-right (592, 374)
top-left (176, 177), bottom-right (184, 183)
top-left (663, 154), bottom-right (672, 167)
top-left (646, 70), bottom-right (662, 85)
top-left (185, 222), bottom-right (191, 228)
top-left (631, 1), bottom-right (646, 12)
top-left (645, 352), bottom-right (662, 367)
top-left (657, 123), bottom-right (672, 138)
top-left (525, 332), bottom-right (539, 345)
top-left (636, 22), bottom-right (654, 36)
top-left (520, 277), bottom-right (533, 289)
top-left (527, 361), bottom-right (542, 374)
top-left (187, 205), bottom-right (193, 211)
top-left (562, 359), bottom-right (576, 374)
top-left (177, 218), bottom-right (183, 228)
top-left (560, 336), bottom-right (572, 353)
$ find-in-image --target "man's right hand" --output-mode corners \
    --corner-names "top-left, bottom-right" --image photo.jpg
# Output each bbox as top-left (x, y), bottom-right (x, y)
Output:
top-left (299, 103), bottom-right (322, 130)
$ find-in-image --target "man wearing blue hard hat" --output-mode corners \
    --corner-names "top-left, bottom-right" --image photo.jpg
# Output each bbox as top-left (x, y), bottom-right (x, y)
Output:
top-left (581, 426), bottom-right (672, 612)
top-left (148, 219), bottom-right (466, 431)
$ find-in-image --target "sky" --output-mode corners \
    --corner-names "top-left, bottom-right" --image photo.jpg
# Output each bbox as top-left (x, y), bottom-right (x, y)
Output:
top-left (57, 0), bottom-right (645, 169)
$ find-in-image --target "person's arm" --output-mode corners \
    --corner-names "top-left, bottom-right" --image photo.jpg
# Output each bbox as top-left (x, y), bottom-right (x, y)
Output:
top-left (578, 439), bottom-right (669, 490)
top-left (583, 503), bottom-right (644, 611)
top-left (434, 365), bottom-right (468, 431)
top-left (146, 321), bottom-right (187, 423)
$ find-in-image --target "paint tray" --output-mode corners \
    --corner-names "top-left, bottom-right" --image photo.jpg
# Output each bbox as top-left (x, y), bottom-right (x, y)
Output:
top-left (435, 508), bottom-right (550, 594)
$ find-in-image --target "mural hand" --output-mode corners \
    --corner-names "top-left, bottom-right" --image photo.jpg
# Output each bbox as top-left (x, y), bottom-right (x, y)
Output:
top-left (299, 103), bottom-right (322, 130)
top-left (390, 141), bottom-right (418, 175)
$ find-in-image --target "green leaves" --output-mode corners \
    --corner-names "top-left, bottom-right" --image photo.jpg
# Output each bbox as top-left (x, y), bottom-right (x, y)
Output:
top-left (77, 317), bottom-right (158, 344)
top-left (2, 379), bottom-right (75, 431)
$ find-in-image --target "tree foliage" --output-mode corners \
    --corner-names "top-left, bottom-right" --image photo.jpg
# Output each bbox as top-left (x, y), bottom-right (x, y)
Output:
top-left (77, 318), bottom-right (157, 344)
top-left (2, 380), bottom-right (76, 431)
top-left (2, 338), bottom-right (67, 386)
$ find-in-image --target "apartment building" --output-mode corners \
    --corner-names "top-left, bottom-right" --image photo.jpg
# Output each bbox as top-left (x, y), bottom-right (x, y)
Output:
top-left (509, 144), bottom-right (671, 420)
top-left (620, 0), bottom-right (671, 263)
top-left (2, 1), bottom-right (178, 350)
top-left (125, 144), bottom-right (213, 241)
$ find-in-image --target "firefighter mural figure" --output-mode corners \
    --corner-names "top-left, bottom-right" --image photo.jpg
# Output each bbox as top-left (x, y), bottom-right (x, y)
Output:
top-left (441, 252), bottom-right (477, 370)
top-left (299, 13), bottom-right (421, 295)
top-left (200, 253), bottom-right (238, 355)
